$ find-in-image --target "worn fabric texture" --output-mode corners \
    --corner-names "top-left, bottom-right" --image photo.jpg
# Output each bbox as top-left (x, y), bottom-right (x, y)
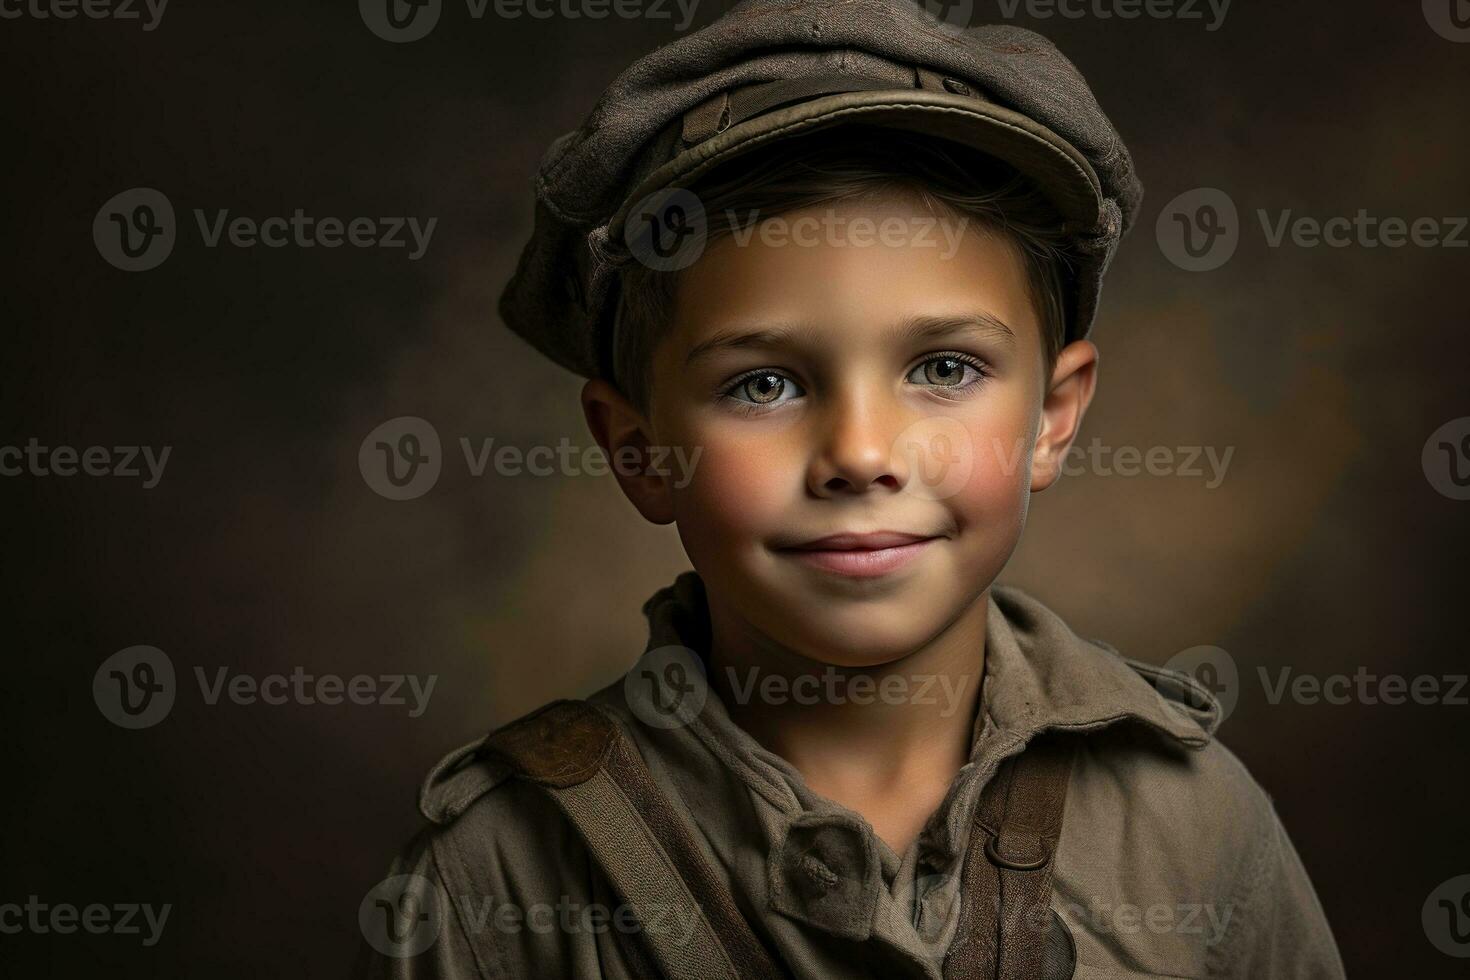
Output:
top-left (497, 0), bottom-right (1145, 382)
top-left (357, 572), bottom-right (1346, 979)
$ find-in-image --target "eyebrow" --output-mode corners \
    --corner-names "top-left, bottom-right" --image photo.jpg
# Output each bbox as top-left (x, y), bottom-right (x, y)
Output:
top-left (683, 312), bottom-right (1017, 367)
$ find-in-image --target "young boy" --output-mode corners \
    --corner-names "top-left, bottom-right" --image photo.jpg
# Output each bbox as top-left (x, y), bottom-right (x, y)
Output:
top-left (358, 1), bottom-right (1345, 977)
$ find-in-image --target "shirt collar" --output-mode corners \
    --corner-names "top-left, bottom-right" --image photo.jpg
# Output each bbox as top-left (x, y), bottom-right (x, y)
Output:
top-left (624, 571), bottom-right (1222, 953)
top-left (638, 570), bottom-right (1220, 753)
top-left (978, 583), bottom-right (1219, 747)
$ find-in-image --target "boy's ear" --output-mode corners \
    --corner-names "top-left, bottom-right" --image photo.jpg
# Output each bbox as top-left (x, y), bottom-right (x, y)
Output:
top-left (1030, 339), bottom-right (1099, 493)
top-left (580, 378), bottom-right (675, 525)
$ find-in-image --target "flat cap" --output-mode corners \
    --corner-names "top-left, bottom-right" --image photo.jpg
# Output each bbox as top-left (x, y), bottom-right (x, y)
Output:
top-left (498, 0), bottom-right (1144, 382)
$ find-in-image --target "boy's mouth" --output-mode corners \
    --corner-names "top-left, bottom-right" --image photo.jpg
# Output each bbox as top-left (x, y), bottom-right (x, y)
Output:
top-left (775, 530), bottom-right (940, 578)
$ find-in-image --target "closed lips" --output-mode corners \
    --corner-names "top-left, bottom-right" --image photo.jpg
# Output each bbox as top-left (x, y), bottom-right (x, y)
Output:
top-left (783, 531), bottom-right (938, 551)
top-left (776, 531), bottom-right (940, 578)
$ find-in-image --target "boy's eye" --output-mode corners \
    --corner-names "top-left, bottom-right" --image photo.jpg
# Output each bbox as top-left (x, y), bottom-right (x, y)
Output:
top-left (906, 355), bottom-right (983, 387)
top-left (726, 371), bottom-right (804, 406)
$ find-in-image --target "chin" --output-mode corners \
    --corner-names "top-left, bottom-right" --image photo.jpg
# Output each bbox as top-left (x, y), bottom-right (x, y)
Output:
top-left (756, 592), bottom-right (959, 668)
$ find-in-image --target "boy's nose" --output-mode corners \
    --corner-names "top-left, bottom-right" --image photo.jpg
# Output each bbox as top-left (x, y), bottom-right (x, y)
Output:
top-left (805, 391), bottom-right (911, 497)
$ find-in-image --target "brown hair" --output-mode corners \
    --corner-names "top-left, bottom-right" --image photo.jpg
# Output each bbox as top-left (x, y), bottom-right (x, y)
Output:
top-left (613, 125), bottom-right (1075, 415)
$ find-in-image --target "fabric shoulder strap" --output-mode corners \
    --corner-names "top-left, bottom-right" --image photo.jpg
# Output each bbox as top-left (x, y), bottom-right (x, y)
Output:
top-left (945, 731), bottom-right (1080, 980)
top-left (481, 699), bottom-right (786, 980)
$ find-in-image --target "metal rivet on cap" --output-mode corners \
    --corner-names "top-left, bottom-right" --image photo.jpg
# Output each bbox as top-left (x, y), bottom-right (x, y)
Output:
top-left (942, 77), bottom-right (973, 97)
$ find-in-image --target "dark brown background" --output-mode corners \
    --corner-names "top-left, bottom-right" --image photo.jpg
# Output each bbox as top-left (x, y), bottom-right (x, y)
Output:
top-left (3, 0), bottom-right (1468, 975)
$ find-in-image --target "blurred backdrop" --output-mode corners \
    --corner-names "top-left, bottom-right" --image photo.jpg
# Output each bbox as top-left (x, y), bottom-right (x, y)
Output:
top-left (3, 0), bottom-right (1468, 975)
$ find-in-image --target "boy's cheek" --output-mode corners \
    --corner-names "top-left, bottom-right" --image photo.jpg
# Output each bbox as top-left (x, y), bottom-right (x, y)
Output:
top-left (669, 437), bottom-right (801, 540)
top-left (902, 410), bottom-right (1035, 512)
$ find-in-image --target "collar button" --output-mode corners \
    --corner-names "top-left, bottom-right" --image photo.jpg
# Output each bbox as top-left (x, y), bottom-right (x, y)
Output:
top-left (768, 813), bottom-right (879, 941)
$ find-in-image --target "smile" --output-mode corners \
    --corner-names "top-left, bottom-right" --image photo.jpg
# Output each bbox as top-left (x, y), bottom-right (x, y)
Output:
top-left (776, 531), bottom-right (939, 579)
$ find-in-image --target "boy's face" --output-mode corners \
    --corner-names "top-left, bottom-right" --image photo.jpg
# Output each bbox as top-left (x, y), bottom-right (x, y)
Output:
top-left (585, 191), bottom-right (1096, 668)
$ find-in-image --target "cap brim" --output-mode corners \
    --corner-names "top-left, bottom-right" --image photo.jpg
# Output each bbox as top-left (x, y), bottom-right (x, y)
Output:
top-left (608, 87), bottom-right (1105, 241)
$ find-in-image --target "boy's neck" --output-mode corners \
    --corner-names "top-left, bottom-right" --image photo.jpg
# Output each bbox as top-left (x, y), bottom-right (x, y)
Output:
top-left (703, 589), bottom-right (988, 853)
